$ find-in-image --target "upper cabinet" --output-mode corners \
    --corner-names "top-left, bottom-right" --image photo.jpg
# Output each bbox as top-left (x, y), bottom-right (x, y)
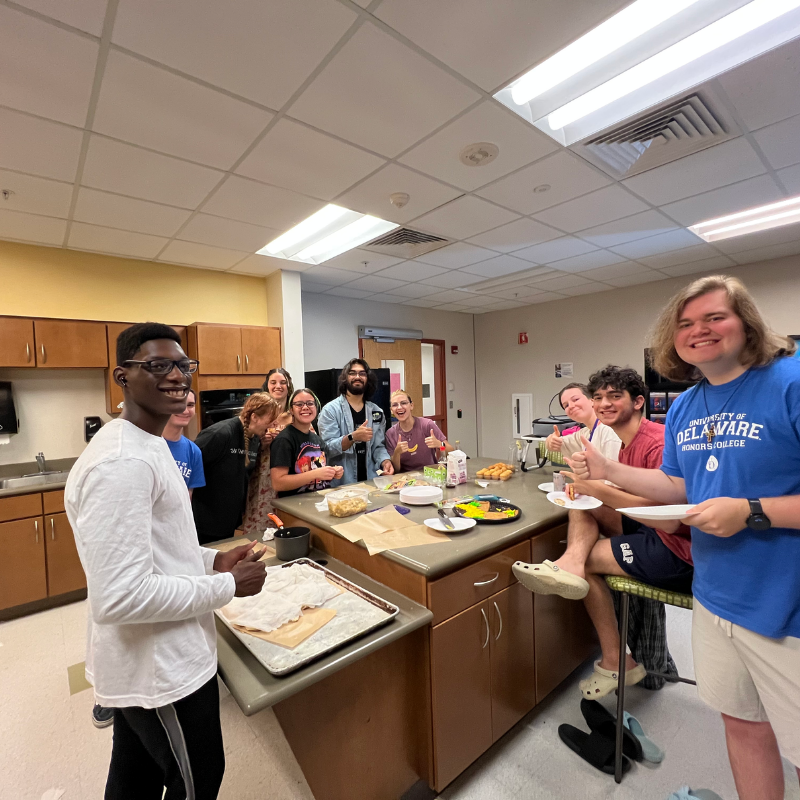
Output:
top-left (188, 324), bottom-right (281, 376)
top-left (0, 317), bottom-right (35, 367)
top-left (241, 326), bottom-right (281, 375)
top-left (34, 320), bottom-right (108, 368)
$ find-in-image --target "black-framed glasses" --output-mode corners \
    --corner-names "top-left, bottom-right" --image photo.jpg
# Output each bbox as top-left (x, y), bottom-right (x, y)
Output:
top-left (291, 400), bottom-right (316, 409)
top-left (122, 359), bottom-right (199, 376)
top-left (347, 370), bottom-right (368, 378)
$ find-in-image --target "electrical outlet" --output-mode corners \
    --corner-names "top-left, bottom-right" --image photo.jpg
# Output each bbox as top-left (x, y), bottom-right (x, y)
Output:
top-left (449, 400), bottom-right (453, 409)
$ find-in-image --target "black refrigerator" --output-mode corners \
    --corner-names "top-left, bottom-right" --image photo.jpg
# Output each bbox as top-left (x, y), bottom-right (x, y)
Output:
top-left (304, 368), bottom-right (392, 431)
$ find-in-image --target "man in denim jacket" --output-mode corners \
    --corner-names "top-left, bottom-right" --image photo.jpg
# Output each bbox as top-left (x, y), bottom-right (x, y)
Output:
top-left (318, 358), bottom-right (394, 486)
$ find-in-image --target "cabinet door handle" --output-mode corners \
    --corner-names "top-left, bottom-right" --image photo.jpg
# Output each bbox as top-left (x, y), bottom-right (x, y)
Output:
top-left (474, 572), bottom-right (499, 587)
top-left (50, 518), bottom-right (55, 540)
top-left (236, 354), bottom-right (241, 372)
top-left (26, 342), bottom-right (31, 362)
top-left (493, 601), bottom-right (503, 641)
top-left (34, 519), bottom-right (39, 544)
top-left (41, 344), bottom-right (47, 363)
top-left (480, 608), bottom-right (490, 649)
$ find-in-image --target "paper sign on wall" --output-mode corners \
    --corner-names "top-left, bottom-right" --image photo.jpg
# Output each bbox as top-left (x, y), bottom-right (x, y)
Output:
top-left (555, 363), bottom-right (574, 378)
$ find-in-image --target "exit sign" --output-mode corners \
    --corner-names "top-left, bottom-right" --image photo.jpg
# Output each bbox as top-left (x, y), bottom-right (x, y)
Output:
top-left (519, 332), bottom-right (528, 345)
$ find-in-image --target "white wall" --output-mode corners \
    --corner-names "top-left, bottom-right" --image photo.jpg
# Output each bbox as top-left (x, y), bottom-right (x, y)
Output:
top-left (301, 293), bottom-right (479, 456)
top-left (474, 256), bottom-right (800, 460)
top-left (0, 369), bottom-right (111, 465)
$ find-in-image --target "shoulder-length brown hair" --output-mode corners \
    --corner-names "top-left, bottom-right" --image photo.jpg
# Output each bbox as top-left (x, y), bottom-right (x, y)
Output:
top-left (649, 274), bottom-right (795, 382)
top-left (239, 393), bottom-right (281, 465)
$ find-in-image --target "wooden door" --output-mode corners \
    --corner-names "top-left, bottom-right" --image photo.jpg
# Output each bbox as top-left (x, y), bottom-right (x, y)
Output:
top-left (241, 326), bottom-right (281, 375)
top-left (0, 317), bottom-right (35, 367)
top-left (34, 320), bottom-right (108, 368)
top-left (0, 517), bottom-right (47, 609)
top-left (421, 339), bottom-right (447, 438)
top-left (195, 325), bottom-right (242, 374)
top-left (430, 600), bottom-right (493, 788)
top-left (489, 582), bottom-right (536, 741)
top-left (45, 513), bottom-right (86, 596)
top-left (361, 338), bottom-right (422, 411)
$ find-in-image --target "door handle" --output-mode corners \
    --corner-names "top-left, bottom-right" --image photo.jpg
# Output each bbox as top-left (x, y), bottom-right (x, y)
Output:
top-left (474, 572), bottom-right (499, 587)
top-left (26, 342), bottom-right (31, 363)
top-left (493, 601), bottom-right (503, 641)
top-left (41, 344), bottom-right (46, 363)
top-left (236, 354), bottom-right (241, 372)
top-left (34, 519), bottom-right (39, 544)
top-left (245, 354), bottom-right (249, 371)
top-left (50, 518), bottom-right (55, 540)
top-left (480, 608), bottom-right (490, 649)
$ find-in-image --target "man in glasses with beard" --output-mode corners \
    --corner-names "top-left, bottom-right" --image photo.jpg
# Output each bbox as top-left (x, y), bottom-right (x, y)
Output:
top-left (318, 358), bottom-right (394, 486)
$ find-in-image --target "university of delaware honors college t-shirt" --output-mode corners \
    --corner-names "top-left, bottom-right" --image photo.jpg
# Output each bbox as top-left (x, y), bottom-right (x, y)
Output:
top-left (661, 357), bottom-right (800, 638)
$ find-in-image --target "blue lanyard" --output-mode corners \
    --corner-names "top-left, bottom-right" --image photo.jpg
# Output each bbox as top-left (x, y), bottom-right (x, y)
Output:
top-left (588, 419), bottom-right (599, 442)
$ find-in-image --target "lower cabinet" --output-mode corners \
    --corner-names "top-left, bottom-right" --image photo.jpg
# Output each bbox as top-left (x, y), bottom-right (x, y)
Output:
top-left (0, 516), bottom-right (48, 608)
top-left (46, 512), bottom-right (86, 596)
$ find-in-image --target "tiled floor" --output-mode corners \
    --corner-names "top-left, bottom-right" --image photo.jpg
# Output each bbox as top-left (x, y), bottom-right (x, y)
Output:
top-left (1, 601), bottom-right (798, 800)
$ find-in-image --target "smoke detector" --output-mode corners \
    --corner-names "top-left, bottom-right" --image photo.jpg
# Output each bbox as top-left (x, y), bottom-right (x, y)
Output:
top-left (389, 192), bottom-right (410, 209)
top-left (459, 142), bottom-right (499, 167)
top-left (533, 184), bottom-right (551, 194)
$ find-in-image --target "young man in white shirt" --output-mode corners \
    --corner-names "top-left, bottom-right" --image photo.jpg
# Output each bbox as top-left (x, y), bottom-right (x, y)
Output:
top-left (66, 322), bottom-right (266, 799)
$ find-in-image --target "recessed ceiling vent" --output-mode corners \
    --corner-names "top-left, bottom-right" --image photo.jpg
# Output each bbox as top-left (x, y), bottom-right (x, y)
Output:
top-left (363, 227), bottom-right (451, 259)
top-left (578, 91), bottom-right (739, 179)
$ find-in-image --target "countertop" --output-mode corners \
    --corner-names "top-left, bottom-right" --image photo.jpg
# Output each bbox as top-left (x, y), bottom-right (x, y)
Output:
top-left (0, 457), bottom-right (75, 499)
top-left (272, 458), bottom-right (567, 580)
top-left (0, 477), bottom-right (68, 499)
top-left (213, 545), bottom-right (433, 716)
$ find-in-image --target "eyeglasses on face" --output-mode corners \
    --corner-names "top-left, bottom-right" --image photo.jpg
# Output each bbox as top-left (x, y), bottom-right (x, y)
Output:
top-left (390, 400), bottom-right (410, 409)
top-left (347, 370), bottom-right (368, 378)
top-left (291, 400), bottom-right (316, 409)
top-left (122, 359), bottom-right (199, 375)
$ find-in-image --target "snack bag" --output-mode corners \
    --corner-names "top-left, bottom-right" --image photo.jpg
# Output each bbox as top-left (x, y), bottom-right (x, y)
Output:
top-left (446, 450), bottom-right (468, 487)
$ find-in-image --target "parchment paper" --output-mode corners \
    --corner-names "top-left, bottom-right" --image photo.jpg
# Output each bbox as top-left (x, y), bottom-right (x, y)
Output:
top-left (231, 607), bottom-right (337, 649)
top-left (332, 506), bottom-right (450, 554)
top-left (209, 538), bottom-right (274, 560)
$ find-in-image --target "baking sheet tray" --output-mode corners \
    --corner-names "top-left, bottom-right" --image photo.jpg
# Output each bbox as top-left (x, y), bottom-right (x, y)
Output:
top-left (215, 558), bottom-right (399, 676)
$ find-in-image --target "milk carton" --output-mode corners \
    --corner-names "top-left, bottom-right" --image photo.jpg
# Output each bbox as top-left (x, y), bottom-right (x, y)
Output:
top-left (446, 450), bottom-right (468, 487)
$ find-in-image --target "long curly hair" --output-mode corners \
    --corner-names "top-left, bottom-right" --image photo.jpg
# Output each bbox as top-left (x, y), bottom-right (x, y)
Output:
top-left (337, 358), bottom-right (377, 400)
top-left (262, 368), bottom-right (294, 413)
top-left (239, 393), bottom-right (281, 466)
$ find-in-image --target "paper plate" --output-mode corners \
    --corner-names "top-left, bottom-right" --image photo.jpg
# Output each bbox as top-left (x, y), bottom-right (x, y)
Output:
top-left (399, 485), bottom-right (444, 505)
top-left (538, 482), bottom-right (554, 493)
top-left (617, 504), bottom-right (696, 521)
top-left (546, 491), bottom-right (602, 511)
top-left (424, 517), bottom-right (476, 533)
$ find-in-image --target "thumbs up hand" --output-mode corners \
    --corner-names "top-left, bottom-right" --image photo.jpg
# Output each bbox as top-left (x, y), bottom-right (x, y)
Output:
top-left (352, 419), bottom-right (373, 442)
top-left (425, 428), bottom-right (442, 450)
top-left (565, 435), bottom-right (608, 480)
top-left (545, 424), bottom-right (563, 453)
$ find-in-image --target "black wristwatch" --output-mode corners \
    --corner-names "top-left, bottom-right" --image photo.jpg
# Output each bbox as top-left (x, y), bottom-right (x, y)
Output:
top-left (746, 499), bottom-right (771, 531)
top-left (347, 433), bottom-right (354, 444)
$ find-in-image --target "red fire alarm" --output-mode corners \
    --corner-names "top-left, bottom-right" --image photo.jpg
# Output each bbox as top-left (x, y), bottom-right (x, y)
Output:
top-left (519, 332), bottom-right (529, 345)
top-left (451, 345), bottom-right (458, 355)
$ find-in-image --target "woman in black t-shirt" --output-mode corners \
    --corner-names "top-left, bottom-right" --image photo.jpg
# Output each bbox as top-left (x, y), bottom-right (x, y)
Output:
top-left (271, 389), bottom-right (343, 497)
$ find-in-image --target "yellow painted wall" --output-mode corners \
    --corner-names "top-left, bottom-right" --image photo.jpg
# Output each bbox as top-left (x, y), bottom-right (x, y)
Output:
top-left (0, 240), bottom-right (268, 325)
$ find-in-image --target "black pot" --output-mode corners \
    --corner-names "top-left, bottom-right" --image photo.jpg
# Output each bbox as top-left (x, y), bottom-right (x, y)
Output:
top-left (269, 514), bottom-right (311, 560)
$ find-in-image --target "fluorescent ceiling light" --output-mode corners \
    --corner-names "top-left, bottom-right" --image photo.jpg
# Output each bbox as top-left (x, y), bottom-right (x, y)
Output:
top-left (510, 0), bottom-right (702, 106)
top-left (257, 204), bottom-right (399, 265)
top-left (689, 194), bottom-right (800, 242)
top-left (549, 0), bottom-right (800, 129)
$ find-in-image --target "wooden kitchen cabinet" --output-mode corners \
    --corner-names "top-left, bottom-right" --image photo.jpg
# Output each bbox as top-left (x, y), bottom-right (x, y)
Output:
top-left (0, 517), bottom-right (48, 609)
top-left (34, 319), bottom-right (108, 368)
top-left (45, 512), bottom-right (86, 596)
top-left (241, 326), bottom-right (280, 375)
top-left (0, 317), bottom-right (35, 367)
top-left (193, 324), bottom-right (244, 375)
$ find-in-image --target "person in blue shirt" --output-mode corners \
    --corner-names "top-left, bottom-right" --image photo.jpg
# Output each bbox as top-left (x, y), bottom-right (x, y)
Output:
top-left (162, 389), bottom-right (205, 496)
top-left (568, 275), bottom-right (800, 800)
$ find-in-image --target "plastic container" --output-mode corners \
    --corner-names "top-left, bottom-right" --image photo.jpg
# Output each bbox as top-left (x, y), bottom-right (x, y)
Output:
top-left (327, 487), bottom-right (369, 518)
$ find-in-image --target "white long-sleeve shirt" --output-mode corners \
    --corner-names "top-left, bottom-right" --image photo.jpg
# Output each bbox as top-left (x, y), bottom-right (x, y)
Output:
top-left (65, 419), bottom-right (235, 708)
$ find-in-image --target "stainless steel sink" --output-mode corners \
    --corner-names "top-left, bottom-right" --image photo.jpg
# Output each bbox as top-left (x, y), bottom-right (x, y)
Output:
top-left (0, 471), bottom-right (71, 490)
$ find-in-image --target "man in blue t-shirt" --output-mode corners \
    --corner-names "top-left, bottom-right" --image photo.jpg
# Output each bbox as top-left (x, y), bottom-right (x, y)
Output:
top-left (163, 390), bottom-right (205, 496)
top-left (568, 276), bottom-right (800, 800)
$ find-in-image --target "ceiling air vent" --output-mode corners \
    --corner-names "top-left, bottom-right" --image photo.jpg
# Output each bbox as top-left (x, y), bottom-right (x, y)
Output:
top-left (362, 227), bottom-right (451, 259)
top-left (577, 91), bottom-right (739, 179)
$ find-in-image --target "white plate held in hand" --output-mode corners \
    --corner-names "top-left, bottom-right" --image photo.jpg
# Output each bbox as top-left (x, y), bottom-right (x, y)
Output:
top-left (538, 482), bottom-right (554, 493)
top-left (617, 505), bottom-right (696, 521)
top-left (424, 517), bottom-right (476, 533)
top-left (547, 491), bottom-right (602, 510)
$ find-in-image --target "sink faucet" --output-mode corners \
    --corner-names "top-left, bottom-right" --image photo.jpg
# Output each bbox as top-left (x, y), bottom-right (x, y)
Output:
top-left (36, 452), bottom-right (46, 473)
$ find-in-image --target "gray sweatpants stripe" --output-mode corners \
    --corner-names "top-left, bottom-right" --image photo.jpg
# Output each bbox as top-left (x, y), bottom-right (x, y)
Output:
top-left (156, 704), bottom-right (196, 800)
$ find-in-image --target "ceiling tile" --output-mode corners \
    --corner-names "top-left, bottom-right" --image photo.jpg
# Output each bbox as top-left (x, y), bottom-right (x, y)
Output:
top-left (659, 175), bottom-right (784, 227)
top-left (342, 274), bottom-right (406, 293)
top-left (82, 135), bottom-right (223, 207)
top-left (483, 299), bottom-right (526, 311)
top-left (419, 270), bottom-right (487, 289)
top-left (0, 170), bottom-right (73, 218)
top-left (177, 214), bottom-right (278, 252)
top-left (558, 282), bottom-right (610, 297)
top-left (13, 0), bottom-right (107, 35)
top-left (399, 101), bottom-right (557, 190)
top-left (230, 254), bottom-right (288, 277)
top-left (547, 250), bottom-right (627, 273)
top-left (93, 51), bottom-right (273, 170)
top-left (476, 151), bottom-right (611, 215)
top-left (403, 298), bottom-right (442, 308)
top-left (323, 249), bottom-right (403, 273)
top-left (414, 242), bottom-right (495, 268)
top-left (466, 217), bottom-right (560, 253)
top-left (637, 243), bottom-right (722, 270)
top-left (727, 238), bottom-right (800, 265)
top-left (513, 235), bottom-right (597, 264)
top-left (777, 163), bottom-right (800, 194)
top-left (0, 208), bottom-right (66, 245)
top-left (67, 223), bottom-right (168, 259)
top-left (489, 286), bottom-right (546, 300)
top-left (753, 114), bottom-right (800, 171)
top-left (113, 0), bottom-right (356, 109)
top-left (0, 107), bottom-right (83, 182)
top-left (603, 270), bottom-right (666, 287)
top-left (290, 23), bottom-right (479, 157)
top-left (325, 286), bottom-right (375, 299)
top-left (453, 294), bottom-right (495, 308)
top-left (531, 273), bottom-right (593, 292)
top-left (298, 281), bottom-right (330, 293)
top-left (0, 6), bottom-right (97, 126)
top-left (577, 210), bottom-right (679, 248)
top-left (714, 222), bottom-right (800, 254)
top-left (609, 229), bottom-right (702, 260)
top-left (375, 0), bottom-right (629, 92)
top-left (522, 291), bottom-right (568, 304)
top-left (434, 303), bottom-right (471, 312)
top-left (426, 289), bottom-right (476, 304)
top-left (337, 164), bottom-right (462, 225)
top-left (461, 254), bottom-right (532, 278)
top-left (74, 188), bottom-right (191, 237)
top-left (717, 41), bottom-right (800, 130)
top-left (384, 283), bottom-right (435, 299)
top-left (578, 260), bottom-right (650, 281)
top-left (236, 118), bottom-right (385, 201)
top-left (375, 261), bottom-right (448, 282)
top-left (659, 255), bottom-right (737, 277)
top-left (622, 138), bottom-right (765, 206)
top-left (410, 195), bottom-right (519, 239)
top-left (202, 175), bottom-right (323, 229)
top-left (533, 185), bottom-right (648, 233)
top-left (366, 293), bottom-right (409, 304)
top-left (157, 241), bottom-right (249, 270)
top-left (301, 265), bottom-right (357, 285)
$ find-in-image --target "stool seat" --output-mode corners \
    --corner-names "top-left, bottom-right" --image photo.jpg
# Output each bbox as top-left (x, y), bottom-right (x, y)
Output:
top-left (604, 575), bottom-right (693, 610)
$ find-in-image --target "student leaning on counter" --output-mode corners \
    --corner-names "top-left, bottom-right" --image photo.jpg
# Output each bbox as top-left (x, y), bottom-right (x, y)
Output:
top-left (385, 389), bottom-right (453, 473)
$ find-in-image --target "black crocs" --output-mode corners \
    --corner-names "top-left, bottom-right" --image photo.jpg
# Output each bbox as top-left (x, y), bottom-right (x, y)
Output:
top-left (580, 699), bottom-right (643, 762)
top-left (558, 723), bottom-right (632, 775)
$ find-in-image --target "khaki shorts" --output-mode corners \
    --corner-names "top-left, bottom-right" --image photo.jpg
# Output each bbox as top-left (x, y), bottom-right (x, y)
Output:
top-left (693, 599), bottom-right (800, 767)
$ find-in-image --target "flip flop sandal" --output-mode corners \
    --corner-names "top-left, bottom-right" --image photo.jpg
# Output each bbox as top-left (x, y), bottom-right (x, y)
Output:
top-left (624, 711), bottom-right (664, 763)
top-left (580, 699), bottom-right (643, 762)
top-left (579, 660), bottom-right (647, 699)
top-left (666, 787), bottom-right (724, 800)
top-left (512, 560), bottom-right (589, 599)
top-left (558, 723), bottom-right (632, 776)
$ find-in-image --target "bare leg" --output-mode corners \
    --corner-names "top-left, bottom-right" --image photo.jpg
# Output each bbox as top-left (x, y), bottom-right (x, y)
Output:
top-left (554, 506), bottom-right (622, 578)
top-left (722, 714), bottom-right (785, 800)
